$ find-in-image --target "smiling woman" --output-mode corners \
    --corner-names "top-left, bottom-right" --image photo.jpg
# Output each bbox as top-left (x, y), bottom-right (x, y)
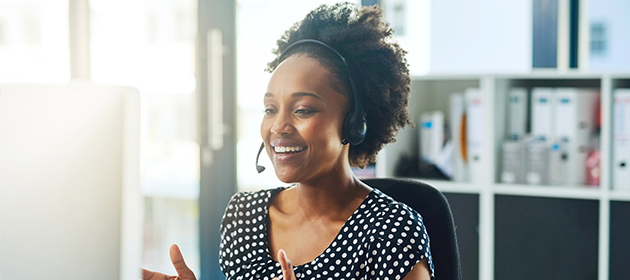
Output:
top-left (226, 3), bottom-right (433, 280)
top-left (143, 2), bottom-right (434, 280)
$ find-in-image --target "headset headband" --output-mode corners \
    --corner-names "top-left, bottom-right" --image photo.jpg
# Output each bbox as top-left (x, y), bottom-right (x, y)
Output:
top-left (279, 39), bottom-right (367, 146)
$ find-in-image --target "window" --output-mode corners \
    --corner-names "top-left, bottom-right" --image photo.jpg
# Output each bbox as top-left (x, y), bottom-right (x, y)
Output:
top-left (0, 0), bottom-right (70, 83)
top-left (89, 0), bottom-right (199, 274)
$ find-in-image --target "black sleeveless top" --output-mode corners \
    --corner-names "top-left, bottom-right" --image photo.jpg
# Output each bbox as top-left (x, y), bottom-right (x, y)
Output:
top-left (219, 186), bottom-right (435, 280)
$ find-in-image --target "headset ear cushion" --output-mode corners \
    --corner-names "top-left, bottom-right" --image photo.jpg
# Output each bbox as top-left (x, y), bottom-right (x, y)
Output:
top-left (343, 111), bottom-right (367, 146)
top-left (357, 119), bottom-right (367, 136)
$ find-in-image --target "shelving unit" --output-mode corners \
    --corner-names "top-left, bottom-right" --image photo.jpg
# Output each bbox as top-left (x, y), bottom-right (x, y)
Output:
top-left (610, 190), bottom-right (630, 201)
top-left (375, 73), bottom-right (630, 280)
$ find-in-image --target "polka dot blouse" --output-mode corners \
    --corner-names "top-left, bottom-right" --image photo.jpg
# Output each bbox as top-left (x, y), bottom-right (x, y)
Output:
top-left (219, 186), bottom-right (435, 280)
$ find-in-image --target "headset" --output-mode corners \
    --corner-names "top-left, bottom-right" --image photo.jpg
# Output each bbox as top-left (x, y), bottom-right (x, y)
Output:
top-left (256, 39), bottom-right (367, 173)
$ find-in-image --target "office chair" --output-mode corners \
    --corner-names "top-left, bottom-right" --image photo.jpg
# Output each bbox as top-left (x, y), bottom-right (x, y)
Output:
top-left (362, 178), bottom-right (462, 280)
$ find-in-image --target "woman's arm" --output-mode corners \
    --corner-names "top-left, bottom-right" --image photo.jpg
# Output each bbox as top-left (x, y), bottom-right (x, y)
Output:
top-left (402, 258), bottom-right (431, 280)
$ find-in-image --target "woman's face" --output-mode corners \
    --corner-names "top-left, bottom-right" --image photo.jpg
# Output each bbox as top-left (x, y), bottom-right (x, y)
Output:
top-left (261, 54), bottom-right (349, 183)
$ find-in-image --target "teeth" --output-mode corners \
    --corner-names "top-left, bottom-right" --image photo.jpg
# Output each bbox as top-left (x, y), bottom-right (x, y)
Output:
top-left (274, 146), bottom-right (304, 153)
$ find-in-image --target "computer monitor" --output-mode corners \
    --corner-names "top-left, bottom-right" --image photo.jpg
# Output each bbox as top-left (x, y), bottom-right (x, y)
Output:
top-left (0, 83), bottom-right (142, 279)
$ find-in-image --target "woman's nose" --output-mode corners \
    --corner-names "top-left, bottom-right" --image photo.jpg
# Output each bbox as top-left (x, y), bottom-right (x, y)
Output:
top-left (270, 112), bottom-right (295, 136)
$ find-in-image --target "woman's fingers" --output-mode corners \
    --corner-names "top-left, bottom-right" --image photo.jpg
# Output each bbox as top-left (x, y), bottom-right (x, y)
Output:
top-left (277, 249), bottom-right (295, 280)
top-left (141, 268), bottom-right (170, 280)
top-left (142, 268), bottom-right (153, 279)
top-left (141, 245), bottom-right (194, 280)
top-left (169, 244), bottom-right (197, 280)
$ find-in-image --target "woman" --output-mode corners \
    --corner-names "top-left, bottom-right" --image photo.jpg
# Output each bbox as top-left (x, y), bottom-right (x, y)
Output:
top-left (144, 3), bottom-right (433, 280)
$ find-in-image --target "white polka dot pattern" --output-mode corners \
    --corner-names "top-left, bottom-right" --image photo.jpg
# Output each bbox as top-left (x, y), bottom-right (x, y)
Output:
top-left (219, 187), bottom-right (435, 279)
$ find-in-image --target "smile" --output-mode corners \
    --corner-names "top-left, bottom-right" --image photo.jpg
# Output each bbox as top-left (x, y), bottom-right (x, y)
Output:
top-left (273, 146), bottom-right (306, 154)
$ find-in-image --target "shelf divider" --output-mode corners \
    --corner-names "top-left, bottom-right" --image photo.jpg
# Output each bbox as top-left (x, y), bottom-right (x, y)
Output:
top-left (598, 75), bottom-right (613, 280)
top-left (493, 184), bottom-right (602, 200)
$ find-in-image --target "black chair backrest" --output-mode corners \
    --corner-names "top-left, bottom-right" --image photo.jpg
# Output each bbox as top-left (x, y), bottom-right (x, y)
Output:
top-left (362, 178), bottom-right (462, 280)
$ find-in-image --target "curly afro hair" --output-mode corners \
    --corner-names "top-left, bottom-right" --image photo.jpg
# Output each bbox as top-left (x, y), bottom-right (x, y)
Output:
top-left (266, 2), bottom-right (413, 168)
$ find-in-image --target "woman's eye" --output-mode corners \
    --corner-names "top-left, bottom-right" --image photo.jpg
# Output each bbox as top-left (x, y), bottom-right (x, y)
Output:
top-left (263, 108), bottom-right (276, 115)
top-left (295, 109), bottom-right (314, 115)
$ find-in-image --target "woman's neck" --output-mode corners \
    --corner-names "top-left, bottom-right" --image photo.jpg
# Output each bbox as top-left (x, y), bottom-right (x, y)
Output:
top-left (292, 164), bottom-right (371, 221)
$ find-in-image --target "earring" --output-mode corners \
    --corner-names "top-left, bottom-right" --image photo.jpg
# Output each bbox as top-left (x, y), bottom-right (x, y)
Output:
top-left (342, 139), bottom-right (349, 145)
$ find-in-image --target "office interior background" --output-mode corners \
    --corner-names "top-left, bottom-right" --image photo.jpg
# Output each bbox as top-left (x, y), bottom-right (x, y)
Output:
top-left (0, 0), bottom-right (629, 279)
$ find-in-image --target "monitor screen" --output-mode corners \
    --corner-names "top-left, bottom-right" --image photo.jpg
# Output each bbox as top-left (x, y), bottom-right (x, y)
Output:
top-left (0, 83), bottom-right (142, 280)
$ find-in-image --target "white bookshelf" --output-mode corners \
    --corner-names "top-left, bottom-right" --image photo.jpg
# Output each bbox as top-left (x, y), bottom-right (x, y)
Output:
top-left (375, 73), bottom-right (630, 280)
top-left (609, 190), bottom-right (630, 202)
top-left (421, 180), bottom-right (483, 194)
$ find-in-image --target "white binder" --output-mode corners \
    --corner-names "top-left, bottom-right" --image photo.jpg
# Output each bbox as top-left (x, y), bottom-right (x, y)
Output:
top-left (501, 139), bottom-right (526, 184)
top-left (466, 88), bottom-right (484, 183)
top-left (420, 111), bottom-right (445, 164)
top-left (553, 88), bottom-right (599, 185)
top-left (613, 89), bottom-right (630, 190)
top-left (548, 141), bottom-right (569, 185)
top-left (508, 88), bottom-right (528, 140)
top-left (450, 93), bottom-right (469, 182)
top-left (531, 88), bottom-right (555, 141)
top-left (526, 139), bottom-right (550, 185)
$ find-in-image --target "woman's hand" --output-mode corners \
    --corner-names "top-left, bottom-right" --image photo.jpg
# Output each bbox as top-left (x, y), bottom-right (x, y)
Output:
top-left (272, 249), bottom-right (295, 280)
top-left (142, 244), bottom-right (196, 280)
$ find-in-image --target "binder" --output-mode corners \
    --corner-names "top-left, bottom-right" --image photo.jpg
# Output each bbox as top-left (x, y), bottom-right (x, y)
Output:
top-left (466, 88), bottom-right (484, 183)
top-left (528, 88), bottom-right (553, 185)
top-left (526, 139), bottom-right (550, 185)
top-left (502, 88), bottom-right (529, 184)
top-left (420, 111), bottom-right (444, 164)
top-left (501, 140), bottom-right (526, 184)
top-left (508, 88), bottom-right (528, 140)
top-left (548, 141), bottom-right (568, 185)
top-left (613, 89), bottom-right (630, 190)
top-left (585, 141), bottom-right (601, 186)
top-left (531, 88), bottom-right (555, 141)
top-left (450, 93), bottom-right (469, 182)
top-left (553, 88), bottom-right (599, 185)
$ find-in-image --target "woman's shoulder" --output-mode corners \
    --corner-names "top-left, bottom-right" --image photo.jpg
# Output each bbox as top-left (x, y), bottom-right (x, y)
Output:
top-left (365, 188), bottom-right (431, 248)
top-left (226, 186), bottom-right (289, 208)
top-left (363, 188), bottom-right (435, 277)
top-left (368, 188), bottom-right (426, 224)
top-left (221, 186), bottom-right (291, 222)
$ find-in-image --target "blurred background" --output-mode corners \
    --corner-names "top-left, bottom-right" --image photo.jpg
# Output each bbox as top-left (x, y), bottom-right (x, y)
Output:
top-left (0, 0), bottom-right (629, 279)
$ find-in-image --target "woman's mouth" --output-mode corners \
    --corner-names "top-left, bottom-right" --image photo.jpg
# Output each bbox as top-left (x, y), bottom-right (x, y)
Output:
top-left (273, 145), bottom-right (306, 155)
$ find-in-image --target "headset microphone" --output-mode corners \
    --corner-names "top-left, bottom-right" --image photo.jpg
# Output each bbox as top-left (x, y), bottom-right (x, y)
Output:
top-left (255, 142), bottom-right (266, 173)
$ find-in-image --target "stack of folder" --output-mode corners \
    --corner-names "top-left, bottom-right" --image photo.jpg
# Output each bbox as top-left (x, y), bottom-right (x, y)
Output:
top-left (500, 87), bottom-right (600, 187)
